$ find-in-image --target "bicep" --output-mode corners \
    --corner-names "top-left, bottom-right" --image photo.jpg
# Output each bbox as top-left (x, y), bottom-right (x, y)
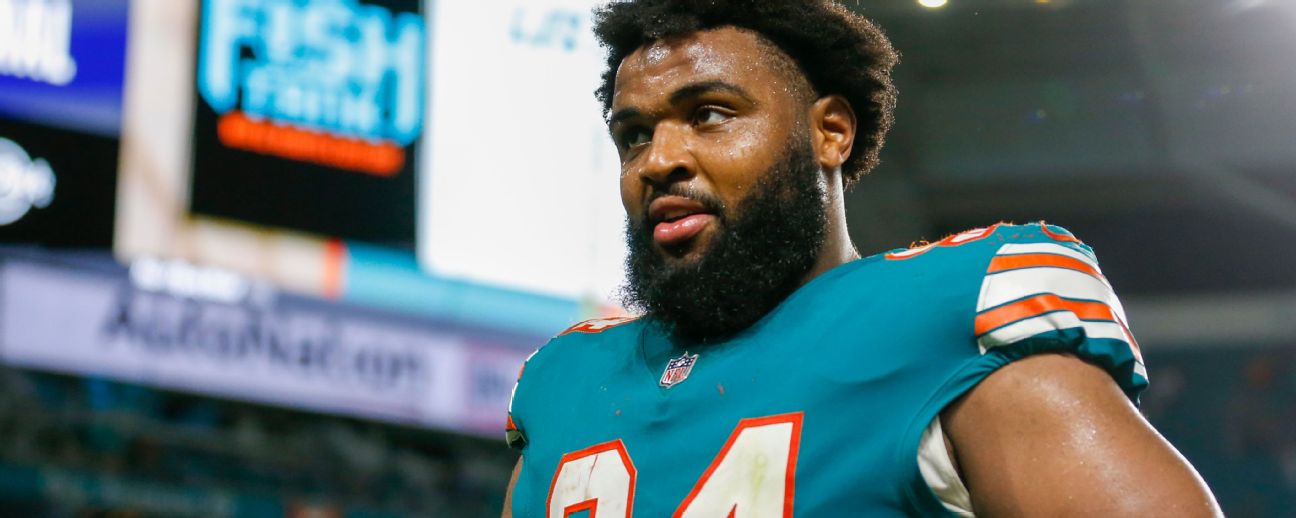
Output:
top-left (942, 353), bottom-right (1220, 517)
top-left (502, 456), bottom-right (522, 518)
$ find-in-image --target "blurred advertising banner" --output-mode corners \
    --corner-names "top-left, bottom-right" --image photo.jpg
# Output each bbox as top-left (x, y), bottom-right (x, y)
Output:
top-left (115, 0), bottom-right (397, 298)
top-left (115, 0), bottom-right (616, 336)
top-left (0, 249), bottom-right (533, 437)
top-left (0, 0), bottom-right (126, 248)
top-left (0, 118), bottom-right (117, 247)
top-left (0, 0), bottom-right (129, 137)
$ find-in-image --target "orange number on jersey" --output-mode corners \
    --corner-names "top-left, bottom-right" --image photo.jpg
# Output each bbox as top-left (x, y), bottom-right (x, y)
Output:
top-left (674, 413), bottom-right (803, 517)
top-left (544, 413), bottom-right (803, 517)
top-left (885, 224), bottom-right (1000, 261)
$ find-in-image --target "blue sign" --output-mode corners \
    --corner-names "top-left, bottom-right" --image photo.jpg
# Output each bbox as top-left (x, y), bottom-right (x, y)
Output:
top-left (197, 0), bottom-right (425, 145)
top-left (0, 0), bottom-right (129, 137)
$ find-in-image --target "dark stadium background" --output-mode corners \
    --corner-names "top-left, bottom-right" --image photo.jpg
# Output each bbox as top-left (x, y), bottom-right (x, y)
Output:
top-left (0, 0), bottom-right (1292, 516)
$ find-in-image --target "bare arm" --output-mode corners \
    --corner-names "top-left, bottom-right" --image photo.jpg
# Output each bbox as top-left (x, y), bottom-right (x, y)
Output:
top-left (943, 353), bottom-right (1220, 517)
top-left (502, 456), bottom-right (522, 518)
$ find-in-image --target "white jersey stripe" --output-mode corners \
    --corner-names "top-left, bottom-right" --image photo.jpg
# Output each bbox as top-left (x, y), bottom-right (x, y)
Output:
top-left (978, 268), bottom-right (1121, 314)
top-left (978, 312), bottom-right (1137, 356)
top-left (978, 310), bottom-right (1079, 350)
top-left (507, 348), bottom-right (540, 415)
top-left (979, 313), bottom-right (1128, 347)
top-left (996, 242), bottom-right (1100, 271)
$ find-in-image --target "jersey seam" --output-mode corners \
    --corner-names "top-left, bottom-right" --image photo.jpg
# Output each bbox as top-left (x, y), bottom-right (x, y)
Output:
top-left (895, 353), bottom-right (1007, 517)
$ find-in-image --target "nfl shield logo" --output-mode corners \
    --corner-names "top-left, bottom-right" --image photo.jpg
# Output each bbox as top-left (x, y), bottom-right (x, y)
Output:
top-left (660, 352), bottom-right (698, 388)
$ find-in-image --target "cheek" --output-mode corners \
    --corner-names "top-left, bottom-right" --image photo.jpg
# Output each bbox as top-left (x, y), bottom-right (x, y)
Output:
top-left (702, 122), bottom-right (786, 197)
top-left (619, 173), bottom-right (641, 218)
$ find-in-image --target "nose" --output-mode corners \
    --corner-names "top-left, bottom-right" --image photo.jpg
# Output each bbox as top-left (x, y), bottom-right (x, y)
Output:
top-left (634, 121), bottom-right (695, 188)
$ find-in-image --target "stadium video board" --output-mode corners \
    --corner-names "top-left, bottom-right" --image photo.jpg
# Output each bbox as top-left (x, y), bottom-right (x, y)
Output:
top-left (0, 0), bottom-right (129, 248)
top-left (117, 0), bottom-right (624, 318)
top-left (115, 0), bottom-right (426, 298)
top-left (0, 0), bottom-right (129, 137)
top-left (107, 0), bottom-right (617, 435)
top-left (0, 118), bottom-right (118, 248)
top-left (190, 0), bottom-right (424, 245)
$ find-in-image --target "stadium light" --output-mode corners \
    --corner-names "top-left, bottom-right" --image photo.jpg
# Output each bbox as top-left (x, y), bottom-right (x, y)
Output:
top-left (918, 0), bottom-right (948, 7)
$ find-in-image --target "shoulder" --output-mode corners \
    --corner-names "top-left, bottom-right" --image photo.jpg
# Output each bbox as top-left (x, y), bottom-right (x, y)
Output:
top-left (813, 223), bottom-right (1080, 325)
top-left (872, 221), bottom-right (1145, 396)
top-left (981, 222), bottom-right (1099, 268)
top-left (519, 315), bottom-right (645, 382)
top-left (882, 222), bottom-right (1093, 263)
top-left (556, 315), bottom-right (641, 337)
top-left (961, 223), bottom-right (1147, 400)
top-left (506, 315), bottom-right (644, 449)
top-left (969, 223), bottom-right (1117, 340)
top-left (827, 223), bottom-right (1082, 318)
top-left (543, 315), bottom-right (643, 356)
top-left (798, 224), bottom-right (1072, 361)
top-left (969, 222), bottom-right (1126, 351)
top-left (873, 222), bottom-right (1108, 312)
top-left (518, 315), bottom-right (644, 376)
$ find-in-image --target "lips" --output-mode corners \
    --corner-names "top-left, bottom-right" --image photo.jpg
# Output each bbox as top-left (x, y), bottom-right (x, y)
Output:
top-left (648, 195), bottom-right (716, 247)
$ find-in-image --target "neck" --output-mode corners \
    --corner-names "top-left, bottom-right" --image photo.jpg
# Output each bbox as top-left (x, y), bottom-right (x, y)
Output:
top-left (800, 175), bottom-right (859, 286)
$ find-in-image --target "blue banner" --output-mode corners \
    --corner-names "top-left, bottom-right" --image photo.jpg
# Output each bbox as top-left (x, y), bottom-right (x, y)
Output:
top-left (0, 0), bottom-right (129, 136)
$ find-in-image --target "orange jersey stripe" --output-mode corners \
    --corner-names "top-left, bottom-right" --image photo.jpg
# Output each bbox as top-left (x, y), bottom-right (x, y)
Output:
top-left (975, 293), bottom-right (1117, 336)
top-left (558, 316), bottom-right (638, 336)
top-left (987, 253), bottom-right (1101, 278)
top-left (1040, 224), bottom-right (1083, 244)
top-left (506, 414), bottom-right (518, 431)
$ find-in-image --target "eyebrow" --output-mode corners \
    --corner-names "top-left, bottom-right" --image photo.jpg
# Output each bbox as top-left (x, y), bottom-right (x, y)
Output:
top-left (608, 80), bottom-right (757, 128)
top-left (668, 80), bottom-right (755, 106)
top-left (608, 107), bottom-right (644, 128)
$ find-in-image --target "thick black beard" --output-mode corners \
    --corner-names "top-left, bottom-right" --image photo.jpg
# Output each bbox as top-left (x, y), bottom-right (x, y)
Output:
top-left (620, 135), bottom-right (828, 344)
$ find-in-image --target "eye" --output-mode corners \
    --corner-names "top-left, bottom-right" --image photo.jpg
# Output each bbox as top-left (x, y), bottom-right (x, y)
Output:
top-left (620, 127), bottom-right (652, 149)
top-left (693, 106), bottom-right (732, 126)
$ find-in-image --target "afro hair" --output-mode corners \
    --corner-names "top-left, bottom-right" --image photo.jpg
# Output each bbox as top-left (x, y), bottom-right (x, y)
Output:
top-left (592, 0), bottom-right (900, 185)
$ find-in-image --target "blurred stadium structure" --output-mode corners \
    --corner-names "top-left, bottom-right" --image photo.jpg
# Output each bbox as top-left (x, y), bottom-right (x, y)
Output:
top-left (0, 0), bottom-right (1292, 515)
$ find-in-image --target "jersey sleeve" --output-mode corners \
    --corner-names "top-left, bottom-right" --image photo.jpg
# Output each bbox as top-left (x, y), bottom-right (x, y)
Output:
top-left (972, 224), bottom-right (1147, 401)
top-left (503, 316), bottom-right (639, 450)
top-left (505, 349), bottom-right (539, 451)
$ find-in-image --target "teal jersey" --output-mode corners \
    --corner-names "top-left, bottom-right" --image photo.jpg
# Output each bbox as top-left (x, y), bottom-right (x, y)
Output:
top-left (506, 223), bottom-right (1147, 517)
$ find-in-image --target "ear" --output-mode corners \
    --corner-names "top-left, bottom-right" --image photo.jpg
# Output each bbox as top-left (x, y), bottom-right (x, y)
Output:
top-left (809, 95), bottom-right (856, 175)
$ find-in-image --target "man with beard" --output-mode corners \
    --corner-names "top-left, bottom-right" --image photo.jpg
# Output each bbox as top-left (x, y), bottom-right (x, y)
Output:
top-left (502, 1), bottom-right (1219, 516)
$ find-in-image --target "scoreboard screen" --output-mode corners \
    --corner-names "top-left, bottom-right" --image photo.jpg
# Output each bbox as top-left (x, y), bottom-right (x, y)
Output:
top-left (0, 0), bottom-right (128, 248)
top-left (116, 0), bottom-right (624, 320)
top-left (190, 0), bottom-right (424, 246)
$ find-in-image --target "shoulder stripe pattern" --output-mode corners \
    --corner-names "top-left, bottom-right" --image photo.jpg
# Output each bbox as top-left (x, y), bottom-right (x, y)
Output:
top-left (976, 294), bottom-right (1118, 336)
top-left (975, 241), bottom-right (1145, 378)
top-left (1039, 224), bottom-right (1083, 244)
top-left (987, 253), bottom-right (1101, 279)
top-left (996, 242), bottom-right (1098, 265)
top-left (558, 316), bottom-right (638, 336)
top-left (978, 268), bottom-right (1114, 311)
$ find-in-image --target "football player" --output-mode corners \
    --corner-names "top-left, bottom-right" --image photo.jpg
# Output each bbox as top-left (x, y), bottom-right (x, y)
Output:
top-left (502, 1), bottom-right (1221, 515)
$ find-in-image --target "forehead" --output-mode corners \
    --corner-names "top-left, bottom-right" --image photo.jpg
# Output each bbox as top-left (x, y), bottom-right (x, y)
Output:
top-left (612, 27), bottom-right (789, 107)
